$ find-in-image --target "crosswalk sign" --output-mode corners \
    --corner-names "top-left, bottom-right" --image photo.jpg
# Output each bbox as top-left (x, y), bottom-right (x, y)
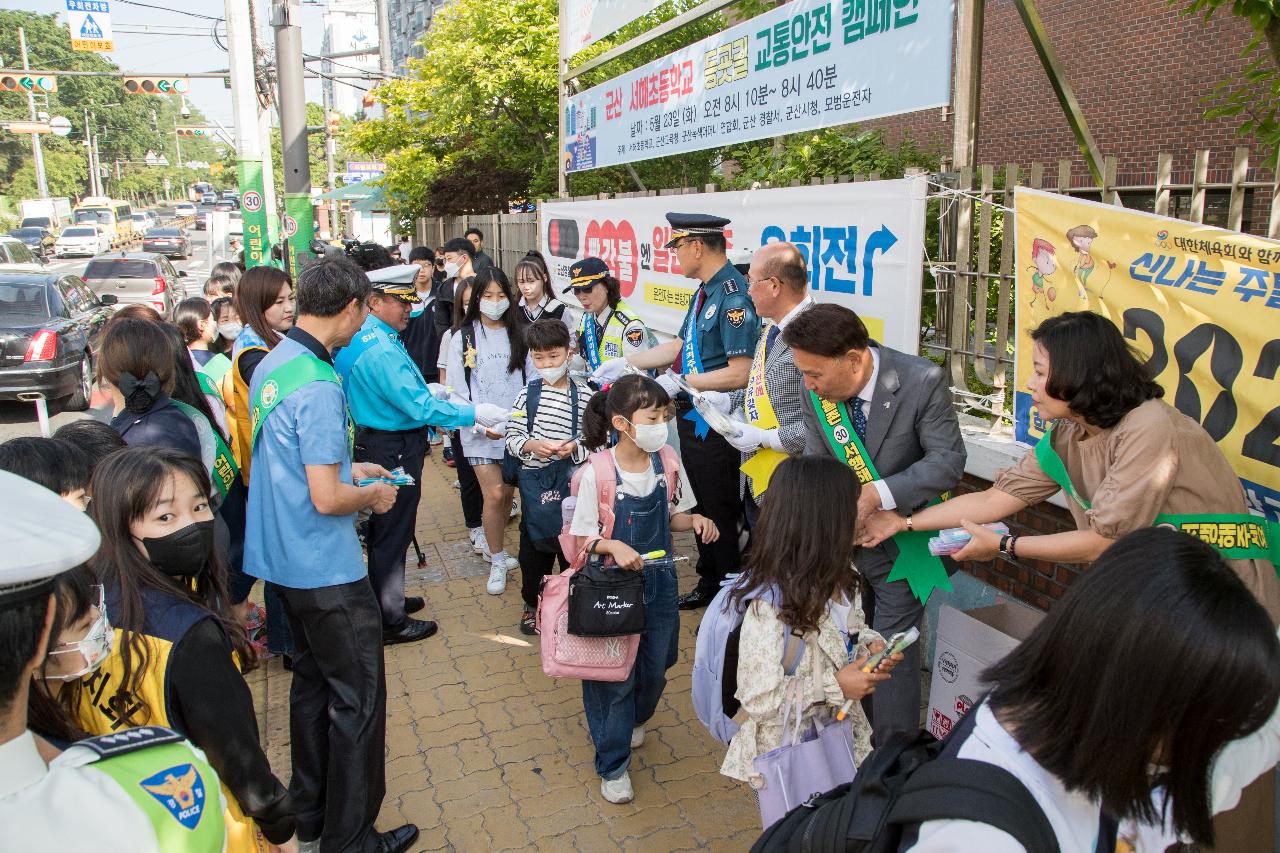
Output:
top-left (66, 0), bottom-right (114, 52)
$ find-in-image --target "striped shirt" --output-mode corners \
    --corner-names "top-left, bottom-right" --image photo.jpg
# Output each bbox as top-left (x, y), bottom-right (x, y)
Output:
top-left (505, 378), bottom-right (592, 469)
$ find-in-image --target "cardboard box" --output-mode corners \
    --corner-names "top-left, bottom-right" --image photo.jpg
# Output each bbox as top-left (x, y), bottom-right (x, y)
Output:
top-left (926, 602), bottom-right (1044, 740)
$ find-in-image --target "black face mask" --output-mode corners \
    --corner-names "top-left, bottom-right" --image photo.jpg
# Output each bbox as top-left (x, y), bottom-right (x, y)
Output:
top-left (140, 520), bottom-right (215, 577)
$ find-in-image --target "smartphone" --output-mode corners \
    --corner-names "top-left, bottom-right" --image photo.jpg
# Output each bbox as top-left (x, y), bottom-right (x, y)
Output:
top-left (861, 626), bottom-right (920, 672)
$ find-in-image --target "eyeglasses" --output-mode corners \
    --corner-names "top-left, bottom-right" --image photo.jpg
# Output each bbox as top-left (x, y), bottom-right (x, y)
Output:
top-left (747, 275), bottom-right (777, 288)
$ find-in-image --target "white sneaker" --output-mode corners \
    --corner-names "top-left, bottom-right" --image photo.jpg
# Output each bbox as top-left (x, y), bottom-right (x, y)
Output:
top-left (600, 772), bottom-right (634, 804)
top-left (510, 498), bottom-right (520, 518)
top-left (486, 559), bottom-right (507, 595)
top-left (630, 726), bottom-right (645, 749)
top-left (469, 527), bottom-right (485, 554)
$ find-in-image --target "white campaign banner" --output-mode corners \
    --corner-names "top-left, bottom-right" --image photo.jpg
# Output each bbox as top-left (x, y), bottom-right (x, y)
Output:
top-left (540, 178), bottom-right (928, 354)
top-left (563, 0), bottom-right (953, 173)
top-left (561, 0), bottom-right (666, 60)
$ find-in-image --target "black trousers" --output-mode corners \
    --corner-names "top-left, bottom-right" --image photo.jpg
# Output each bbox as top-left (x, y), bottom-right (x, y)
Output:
top-left (354, 427), bottom-right (426, 630)
top-left (450, 429), bottom-right (483, 529)
top-left (676, 409), bottom-right (745, 593)
top-left (277, 578), bottom-right (387, 853)
top-left (518, 516), bottom-right (569, 608)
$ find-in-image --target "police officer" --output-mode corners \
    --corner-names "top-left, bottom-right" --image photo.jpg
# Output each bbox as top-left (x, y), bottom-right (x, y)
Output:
top-left (566, 256), bottom-right (652, 370)
top-left (334, 264), bottom-right (507, 644)
top-left (0, 470), bottom-right (228, 851)
top-left (596, 213), bottom-right (761, 608)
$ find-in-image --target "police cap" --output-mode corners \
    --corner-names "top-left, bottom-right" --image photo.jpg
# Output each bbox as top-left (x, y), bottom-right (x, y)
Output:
top-left (366, 263), bottom-right (422, 303)
top-left (564, 256), bottom-right (610, 294)
top-left (0, 470), bottom-right (99, 603)
top-left (664, 213), bottom-right (731, 248)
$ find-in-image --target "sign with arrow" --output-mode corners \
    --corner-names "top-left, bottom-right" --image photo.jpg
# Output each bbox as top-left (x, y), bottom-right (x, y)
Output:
top-left (66, 0), bottom-right (114, 52)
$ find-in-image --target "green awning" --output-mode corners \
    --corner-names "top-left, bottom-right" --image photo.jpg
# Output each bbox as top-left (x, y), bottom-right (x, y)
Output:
top-left (350, 185), bottom-right (388, 212)
top-left (318, 181), bottom-right (378, 201)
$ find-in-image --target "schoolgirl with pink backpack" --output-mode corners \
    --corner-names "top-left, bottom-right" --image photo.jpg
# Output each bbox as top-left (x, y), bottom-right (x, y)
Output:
top-left (553, 375), bottom-right (719, 806)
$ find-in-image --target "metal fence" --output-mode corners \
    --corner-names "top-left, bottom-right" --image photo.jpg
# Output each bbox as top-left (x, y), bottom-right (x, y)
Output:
top-left (416, 146), bottom-right (1280, 424)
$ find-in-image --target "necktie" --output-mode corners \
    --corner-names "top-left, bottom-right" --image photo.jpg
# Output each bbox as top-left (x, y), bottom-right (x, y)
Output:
top-left (852, 397), bottom-right (868, 443)
top-left (764, 324), bottom-right (780, 359)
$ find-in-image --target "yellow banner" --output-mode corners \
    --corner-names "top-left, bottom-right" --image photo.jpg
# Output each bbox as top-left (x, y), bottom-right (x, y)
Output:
top-left (1013, 188), bottom-right (1280, 522)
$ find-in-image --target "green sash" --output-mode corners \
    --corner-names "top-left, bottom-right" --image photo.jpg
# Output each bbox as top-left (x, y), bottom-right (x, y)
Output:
top-left (250, 354), bottom-right (353, 454)
top-left (809, 391), bottom-right (951, 604)
top-left (193, 368), bottom-right (224, 404)
top-left (1034, 426), bottom-right (1280, 568)
top-left (91, 740), bottom-right (226, 851)
top-left (171, 399), bottom-right (239, 501)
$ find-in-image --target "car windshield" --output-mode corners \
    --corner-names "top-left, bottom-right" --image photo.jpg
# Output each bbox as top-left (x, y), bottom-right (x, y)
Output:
top-left (20, 218), bottom-right (50, 228)
top-left (73, 209), bottom-right (112, 225)
top-left (11, 229), bottom-right (43, 238)
top-left (147, 229), bottom-right (181, 237)
top-left (0, 280), bottom-right (50, 317)
top-left (63, 227), bottom-right (96, 237)
top-left (83, 259), bottom-right (155, 279)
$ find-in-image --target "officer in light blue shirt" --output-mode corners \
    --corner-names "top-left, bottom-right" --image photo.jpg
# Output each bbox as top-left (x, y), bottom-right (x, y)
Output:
top-left (334, 264), bottom-right (503, 644)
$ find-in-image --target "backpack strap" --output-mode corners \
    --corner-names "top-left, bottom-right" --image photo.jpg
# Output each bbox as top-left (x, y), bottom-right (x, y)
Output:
top-left (589, 450), bottom-right (617, 540)
top-left (526, 379), bottom-right (543, 427)
top-left (780, 627), bottom-right (806, 676)
top-left (656, 444), bottom-right (680, 502)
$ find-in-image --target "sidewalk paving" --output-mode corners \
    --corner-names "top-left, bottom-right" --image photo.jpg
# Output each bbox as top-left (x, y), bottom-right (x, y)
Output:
top-left (246, 446), bottom-right (762, 851)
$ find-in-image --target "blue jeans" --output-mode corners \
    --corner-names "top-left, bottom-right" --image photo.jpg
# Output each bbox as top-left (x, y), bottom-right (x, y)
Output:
top-left (581, 558), bottom-right (680, 779)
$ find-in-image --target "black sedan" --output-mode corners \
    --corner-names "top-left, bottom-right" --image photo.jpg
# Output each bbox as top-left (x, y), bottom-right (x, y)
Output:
top-left (8, 227), bottom-right (55, 259)
top-left (0, 268), bottom-right (116, 410)
top-left (142, 227), bottom-right (191, 259)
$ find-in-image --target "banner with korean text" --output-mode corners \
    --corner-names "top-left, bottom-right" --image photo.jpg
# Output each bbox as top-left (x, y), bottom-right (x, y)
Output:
top-left (562, 0), bottom-right (952, 173)
top-left (1013, 187), bottom-right (1280, 522)
top-left (540, 177), bottom-right (928, 355)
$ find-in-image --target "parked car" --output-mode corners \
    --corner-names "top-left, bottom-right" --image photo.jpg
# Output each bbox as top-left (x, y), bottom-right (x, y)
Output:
top-left (201, 191), bottom-right (218, 205)
top-left (0, 267), bottom-right (116, 410)
top-left (0, 234), bottom-right (49, 265)
top-left (175, 202), bottom-right (197, 217)
top-left (8, 228), bottom-right (55, 259)
top-left (80, 251), bottom-right (186, 318)
top-left (54, 225), bottom-right (110, 258)
top-left (142, 227), bottom-right (191, 260)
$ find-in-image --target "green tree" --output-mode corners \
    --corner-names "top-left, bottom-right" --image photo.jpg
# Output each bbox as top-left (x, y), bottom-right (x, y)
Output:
top-left (1181, 0), bottom-right (1280, 152)
top-left (7, 147), bottom-right (87, 198)
top-left (268, 102), bottom-right (352, 200)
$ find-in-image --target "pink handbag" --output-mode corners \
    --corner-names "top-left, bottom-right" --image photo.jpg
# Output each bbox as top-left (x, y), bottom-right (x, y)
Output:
top-left (537, 567), bottom-right (640, 682)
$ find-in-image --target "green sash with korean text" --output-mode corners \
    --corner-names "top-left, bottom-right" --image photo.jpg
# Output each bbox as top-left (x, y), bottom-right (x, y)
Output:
top-left (809, 391), bottom-right (952, 603)
top-left (1034, 425), bottom-right (1280, 569)
top-left (170, 399), bottom-right (238, 501)
top-left (250, 354), bottom-right (353, 454)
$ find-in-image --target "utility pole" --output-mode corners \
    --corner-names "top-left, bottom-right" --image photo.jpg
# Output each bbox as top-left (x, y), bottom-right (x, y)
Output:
top-left (249, 0), bottom-right (281, 252)
top-left (321, 84), bottom-right (340, 239)
top-left (272, 0), bottom-right (314, 270)
top-left (82, 108), bottom-right (97, 196)
top-left (226, 0), bottom-right (273, 267)
top-left (374, 0), bottom-right (392, 80)
top-left (174, 126), bottom-right (183, 168)
top-left (18, 28), bottom-right (49, 198)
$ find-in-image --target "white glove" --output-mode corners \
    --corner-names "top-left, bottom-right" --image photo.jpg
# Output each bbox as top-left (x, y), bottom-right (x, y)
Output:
top-left (591, 357), bottom-right (630, 384)
top-left (725, 422), bottom-right (784, 453)
top-left (656, 374), bottom-right (682, 398)
top-left (473, 402), bottom-right (508, 427)
top-left (427, 383), bottom-right (449, 401)
top-left (698, 390), bottom-right (734, 414)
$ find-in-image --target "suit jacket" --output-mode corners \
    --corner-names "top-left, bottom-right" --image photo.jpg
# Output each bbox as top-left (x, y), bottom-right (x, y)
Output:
top-left (802, 342), bottom-right (965, 525)
top-left (729, 303), bottom-right (812, 494)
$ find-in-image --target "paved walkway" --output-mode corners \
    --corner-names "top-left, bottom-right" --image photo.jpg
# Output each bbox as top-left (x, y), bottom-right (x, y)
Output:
top-left (246, 445), bottom-right (762, 851)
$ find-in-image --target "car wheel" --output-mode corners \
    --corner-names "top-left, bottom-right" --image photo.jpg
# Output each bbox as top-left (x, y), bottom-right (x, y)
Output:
top-left (64, 353), bottom-right (93, 411)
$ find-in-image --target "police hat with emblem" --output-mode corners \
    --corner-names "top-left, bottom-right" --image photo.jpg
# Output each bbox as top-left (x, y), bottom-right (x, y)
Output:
top-left (365, 263), bottom-right (422, 303)
top-left (664, 212), bottom-right (731, 249)
top-left (564, 256), bottom-right (610, 294)
top-left (0, 470), bottom-right (100, 603)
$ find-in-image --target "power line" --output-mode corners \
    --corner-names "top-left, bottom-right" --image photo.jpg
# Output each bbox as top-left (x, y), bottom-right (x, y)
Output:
top-left (303, 53), bottom-right (394, 80)
top-left (112, 0), bottom-right (224, 23)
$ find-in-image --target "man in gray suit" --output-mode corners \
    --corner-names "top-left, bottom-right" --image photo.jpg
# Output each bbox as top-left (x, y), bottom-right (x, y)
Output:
top-left (702, 242), bottom-right (814, 523)
top-left (785, 303), bottom-right (965, 743)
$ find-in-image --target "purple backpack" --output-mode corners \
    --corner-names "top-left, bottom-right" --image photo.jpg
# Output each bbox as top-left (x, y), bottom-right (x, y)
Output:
top-left (692, 579), bottom-right (806, 744)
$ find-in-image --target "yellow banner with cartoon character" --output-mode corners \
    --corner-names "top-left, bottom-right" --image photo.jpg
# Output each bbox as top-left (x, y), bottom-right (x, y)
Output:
top-left (1013, 187), bottom-right (1280, 522)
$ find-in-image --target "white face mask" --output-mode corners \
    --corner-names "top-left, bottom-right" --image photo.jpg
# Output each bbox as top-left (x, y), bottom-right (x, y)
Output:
top-left (45, 608), bottom-right (113, 682)
top-left (443, 260), bottom-right (461, 278)
top-left (479, 298), bottom-right (509, 321)
top-left (538, 363), bottom-right (568, 384)
top-left (626, 420), bottom-right (668, 453)
top-left (218, 322), bottom-right (243, 340)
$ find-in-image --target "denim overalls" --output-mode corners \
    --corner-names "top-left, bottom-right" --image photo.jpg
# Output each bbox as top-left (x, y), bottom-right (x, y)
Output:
top-left (580, 450), bottom-right (681, 780)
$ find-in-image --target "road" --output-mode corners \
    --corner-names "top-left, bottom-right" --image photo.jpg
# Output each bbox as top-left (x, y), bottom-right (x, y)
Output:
top-left (0, 224), bottom-right (234, 441)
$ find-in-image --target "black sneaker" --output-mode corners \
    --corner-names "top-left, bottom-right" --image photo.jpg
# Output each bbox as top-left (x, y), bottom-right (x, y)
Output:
top-left (382, 619), bottom-right (439, 645)
top-left (677, 588), bottom-right (715, 610)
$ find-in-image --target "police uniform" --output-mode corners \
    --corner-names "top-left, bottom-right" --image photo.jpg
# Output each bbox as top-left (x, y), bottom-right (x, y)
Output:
top-left (565, 257), bottom-right (652, 369)
top-left (0, 470), bottom-right (228, 852)
top-left (334, 266), bottom-right (476, 640)
top-left (666, 213), bottom-right (762, 602)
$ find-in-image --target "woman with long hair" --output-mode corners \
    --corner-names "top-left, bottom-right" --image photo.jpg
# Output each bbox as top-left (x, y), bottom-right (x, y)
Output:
top-left (99, 316), bottom-right (202, 461)
top-left (446, 266), bottom-right (530, 593)
top-left (440, 276), bottom-right (485, 542)
top-left (227, 266), bottom-right (295, 478)
top-left (514, 250), bottom-right (577, 331)
top-left (176, 295), bottom-right (233, 384)
top-left (78, 447), bottom-right (298, 853)
top-left (905, 527), bottom-right (1280, 850)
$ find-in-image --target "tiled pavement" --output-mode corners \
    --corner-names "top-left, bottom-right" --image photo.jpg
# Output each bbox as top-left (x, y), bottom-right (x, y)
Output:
top-left (245, 446), bottom-right (763, 851)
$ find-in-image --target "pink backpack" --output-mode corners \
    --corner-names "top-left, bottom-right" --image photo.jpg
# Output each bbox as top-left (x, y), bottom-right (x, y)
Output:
top-left (538, 447), bottom-right (680, 682)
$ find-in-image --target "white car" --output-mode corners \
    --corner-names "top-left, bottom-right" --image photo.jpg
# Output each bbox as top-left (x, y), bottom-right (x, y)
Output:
top-left (228, 211), bottom-right (243, 237)
top-left (201, 192), bottom-right (217, 205)
top-left (54, 225), bottom-right (110, 258)
top-left (131, 211), bottom-right (157, 231)
top-left (175, 202), bottom-right (197, 217)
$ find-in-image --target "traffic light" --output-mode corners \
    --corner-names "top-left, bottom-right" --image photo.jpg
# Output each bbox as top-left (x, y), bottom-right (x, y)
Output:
top-left (175, 126), bottom-right (210, 137)
top-left (123, 76), bottom-right (190, 95)
top-left (0, 74), bottom-right (57, 93)
top-left (326, 111), bottom-right (341, 136)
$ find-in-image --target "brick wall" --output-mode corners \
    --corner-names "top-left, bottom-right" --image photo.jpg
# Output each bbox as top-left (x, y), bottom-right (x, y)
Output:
top-left (865, 0), bottom-right (1266, 188)
top-left (952, 473), bottom-right (1078, 612)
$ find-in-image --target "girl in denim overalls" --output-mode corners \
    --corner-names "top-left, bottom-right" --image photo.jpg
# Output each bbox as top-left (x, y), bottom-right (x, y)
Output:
top-left (570, 375), bottom-right (719, 804)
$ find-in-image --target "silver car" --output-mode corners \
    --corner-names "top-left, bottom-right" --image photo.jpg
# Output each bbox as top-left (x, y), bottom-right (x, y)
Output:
top-left (80, 251), bottom-right (187, 318)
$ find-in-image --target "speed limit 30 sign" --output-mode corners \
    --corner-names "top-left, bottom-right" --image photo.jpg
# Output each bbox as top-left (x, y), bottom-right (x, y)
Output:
top-left (242, 190), bottom-right (262, 213)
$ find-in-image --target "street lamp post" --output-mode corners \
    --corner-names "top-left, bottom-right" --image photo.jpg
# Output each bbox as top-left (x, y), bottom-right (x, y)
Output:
top-left (18, 28), bottom-right (49, 198)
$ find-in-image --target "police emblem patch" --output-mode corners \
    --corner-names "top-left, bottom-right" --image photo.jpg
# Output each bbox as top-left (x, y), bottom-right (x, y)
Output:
top-left (625, 329), bottom-right (644, 345)
top-left (704, 304), bottom-right (718, 321)
top-left (726, 308), bottom-right (746, 327)
top-left (260, 380), bottom-right (279, 408)
top-left (139, 763), bottom-right (207, 830)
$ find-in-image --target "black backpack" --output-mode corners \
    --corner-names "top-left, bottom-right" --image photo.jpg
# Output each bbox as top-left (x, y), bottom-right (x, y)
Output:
top-left (750, 702), bottom-right (1068, 853)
